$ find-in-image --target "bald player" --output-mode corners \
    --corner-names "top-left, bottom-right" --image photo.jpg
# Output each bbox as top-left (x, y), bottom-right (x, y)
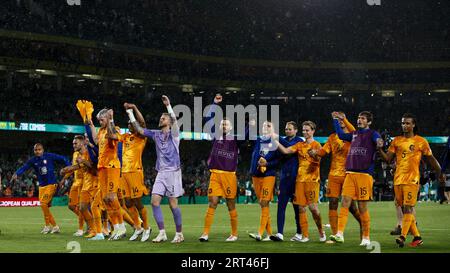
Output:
top-left (199, 94), bottom-right (246, 242)
top-left (12, 143), bottom-right (71, 234)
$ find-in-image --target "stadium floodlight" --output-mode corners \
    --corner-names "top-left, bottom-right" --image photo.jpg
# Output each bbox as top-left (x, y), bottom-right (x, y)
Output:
top-left (381, 90), bottom-right (395, 97)
top-left (433, 89), bottom-right (450, 93)
top-left (181, 84), bottom-right (193, 92)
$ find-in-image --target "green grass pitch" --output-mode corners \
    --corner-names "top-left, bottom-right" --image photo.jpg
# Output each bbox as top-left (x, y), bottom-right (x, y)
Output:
top-left (0, 201), bottom-right (449, 253)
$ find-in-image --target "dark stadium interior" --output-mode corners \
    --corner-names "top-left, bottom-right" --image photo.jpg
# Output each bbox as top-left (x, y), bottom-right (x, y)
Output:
top-left (0, 0), bottom-right (448, 201)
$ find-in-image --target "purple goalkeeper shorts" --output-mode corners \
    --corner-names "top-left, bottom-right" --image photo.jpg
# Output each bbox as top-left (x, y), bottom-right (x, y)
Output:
top-left (152, 169), bottom-right (184, 198)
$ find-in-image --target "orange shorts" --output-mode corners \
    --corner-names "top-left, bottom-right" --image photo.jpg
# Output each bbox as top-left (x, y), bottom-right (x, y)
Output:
top-left (326, 175), bottom-right (345, 198)
top-left (120, 171), bottom-right (148, 199)
top-left (252, 176), bottom-right (275, 201)
top-left (68, 184), bottom-right (81, 207)
top-left (79, 188), bottom-right (97, 204)
top-left (394, 184), bottom-right (419, 207)
top-left (342, 172), bottom-right (373, 201)
top-left (117, 175), bottom-right (127, 200)
top-left (98, 168), bottom-right (121, 196)
top-left (208, 171), bottom-right (237, 199)
top-left (39, 184), bottom-right (58, 206)
top-left (293, 182), bottom-right (320, 206)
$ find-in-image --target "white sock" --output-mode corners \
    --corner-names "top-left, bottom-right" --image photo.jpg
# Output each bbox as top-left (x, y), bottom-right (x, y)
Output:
top-left (113, 224), bottom-right (119, 231)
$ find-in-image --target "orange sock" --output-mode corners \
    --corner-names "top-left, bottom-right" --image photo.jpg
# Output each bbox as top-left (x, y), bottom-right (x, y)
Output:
top-left (81, 209), bottom-right (94, 231)
top-left (78, 212), bottom-right (85, 230)
top-left (337, 207), bottom-right (349, 234)
top-left (120, 206), bottom-right (133, 226)
top-left (128, 206), bottom-right (140, 228)
top-left (139, 207), bottom-right (149, 230)
top-left (299, 211), bottom-right (309, 238)
top-left (409, 215), bottom-right (420, 237)
top-left (106, 202), bottom-right (118, 225)
top-left (266, 214), bottom-right (272, 235)
top-left (258, 207), bottom-right (270, 236)
top-left (312, 211), bottom-right (323, 234)
top-left (41, 204), bottom-right (51, 226)
top-left (203, 207), bottom-right (216, 235)
top-left (49, 210), bottom-right (57, 226)
top-left (92, 205), bottom-right (102, 233)
top-left (401, 213), bottom-right (413, 237)
top-left (329, 209), bottom-right (338, 235)
top-left (71, 206), bottom-right (80, 217)
top-left (229, 209), bottom-right (238, 236)
top-left (360, 211), bottom-right (370, 239)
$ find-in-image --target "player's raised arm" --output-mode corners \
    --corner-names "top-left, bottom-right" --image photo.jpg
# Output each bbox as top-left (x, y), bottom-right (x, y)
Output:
top-left (106, 109), bottom-right (119, 140)
top-left (124, 103), bottom-right (146, 128)
top-left (162, 95), bottom-right (179, 136)
top-left (126, 106), bottom-right (146, 136)
top-left (335, 112), bottom-right (356, 133)
top-left (332, 112), bottom-right (353, 142)
top-left (204, 94), bottom-right (222, 139)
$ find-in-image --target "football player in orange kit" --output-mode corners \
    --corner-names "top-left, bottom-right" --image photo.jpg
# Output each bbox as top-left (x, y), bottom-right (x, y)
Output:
top-left (378, 113), bottom-right (445, 247)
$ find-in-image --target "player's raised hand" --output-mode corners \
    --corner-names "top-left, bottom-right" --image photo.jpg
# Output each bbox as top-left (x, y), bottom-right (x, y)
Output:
top-left (214, 93), bottom-right (223, 104)
top-left (162, 95), bottom-right (171, 106)
top-left (335, 112), bottom-right (346, 120)
top-left (124, 102), bottom-right (135, 110)
top-left (376, 138), bottom-right (384, 149)
top-left (331, 112), bottom-right (339, 119)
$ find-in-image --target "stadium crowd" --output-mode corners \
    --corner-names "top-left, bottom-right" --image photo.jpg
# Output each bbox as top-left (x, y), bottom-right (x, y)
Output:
top-left (1, 0), bottom-right (448, 62)
top-left (1, 75), bottom-right (449, 136)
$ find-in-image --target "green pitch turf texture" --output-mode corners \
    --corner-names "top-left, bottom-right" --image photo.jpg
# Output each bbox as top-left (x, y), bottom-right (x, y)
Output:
top-left (0, 201), bottom-right (449, 253)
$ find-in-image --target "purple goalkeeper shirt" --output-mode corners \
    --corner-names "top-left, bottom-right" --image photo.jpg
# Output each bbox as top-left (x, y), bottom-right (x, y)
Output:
top-left (207, 134), bottom-right (239, 172)
top-left (143, 128), bottom-right (180, 172)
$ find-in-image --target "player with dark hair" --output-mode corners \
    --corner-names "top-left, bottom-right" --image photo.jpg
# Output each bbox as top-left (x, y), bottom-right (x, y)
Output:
top-left (122, 103), bottom-right (152, 242)
top-left (12, 143), bottom-right (71, 234)
top-left (329, 111), bottom-right (383, 246)
top-left (308, 112), bottom-right (362, 242)
top-left (270, 121), bottom-right (303, 242)
top-left (378, 113), bottom-right (445, 247)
